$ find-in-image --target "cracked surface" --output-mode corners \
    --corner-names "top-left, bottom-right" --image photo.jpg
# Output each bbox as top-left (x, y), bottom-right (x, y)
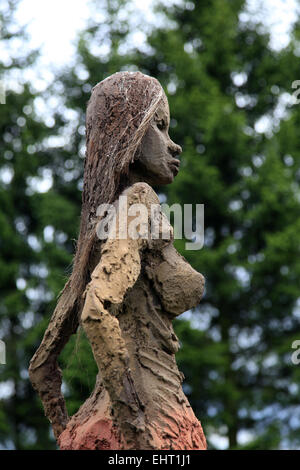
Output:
top-left (59, 183), bottom-right (206, 450)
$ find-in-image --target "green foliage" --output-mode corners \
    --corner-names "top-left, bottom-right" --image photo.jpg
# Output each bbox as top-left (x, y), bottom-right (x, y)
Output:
top-left (1, 0), bottom-right (300, 450)
top-left (60, 329), bottom-right (98, 417)
top-left (0, 0), bottom-right (79, 449)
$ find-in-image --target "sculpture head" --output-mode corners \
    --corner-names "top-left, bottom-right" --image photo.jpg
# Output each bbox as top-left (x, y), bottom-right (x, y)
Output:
top-left (84, 71), bottom-right (182, 214)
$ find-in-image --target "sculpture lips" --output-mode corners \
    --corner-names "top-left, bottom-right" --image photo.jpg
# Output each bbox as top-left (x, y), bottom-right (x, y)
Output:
top-left (169, 159), bottom-right (180, 175)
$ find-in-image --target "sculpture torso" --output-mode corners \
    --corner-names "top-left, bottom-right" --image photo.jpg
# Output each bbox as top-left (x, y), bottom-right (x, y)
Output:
top-left (58, 183), bottom-right (206, 450)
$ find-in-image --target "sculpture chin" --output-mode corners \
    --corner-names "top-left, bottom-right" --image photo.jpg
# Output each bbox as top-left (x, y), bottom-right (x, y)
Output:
top-left (156, 173), bottom-right (175, 185)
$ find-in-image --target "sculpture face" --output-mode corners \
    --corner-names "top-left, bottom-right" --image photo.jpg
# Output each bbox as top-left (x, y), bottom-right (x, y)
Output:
top-left (132, 98), bottom-right (182, 185)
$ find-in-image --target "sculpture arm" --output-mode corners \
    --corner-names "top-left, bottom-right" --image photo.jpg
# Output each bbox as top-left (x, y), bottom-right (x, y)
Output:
top-left (81, 236), bottom-right (142, 406)
top-left (81, 182), bottom-right (157, 448)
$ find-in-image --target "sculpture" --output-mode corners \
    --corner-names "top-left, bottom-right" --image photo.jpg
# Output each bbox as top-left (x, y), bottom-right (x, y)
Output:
top-left (29, 71), bottom-right (206, 450)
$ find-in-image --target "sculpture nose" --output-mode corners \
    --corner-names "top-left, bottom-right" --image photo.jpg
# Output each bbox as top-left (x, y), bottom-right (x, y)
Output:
top-left (169, 141), bottom-right (182, 159)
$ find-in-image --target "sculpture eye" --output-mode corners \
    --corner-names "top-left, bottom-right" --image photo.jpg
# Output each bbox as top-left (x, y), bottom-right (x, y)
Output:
top-left (157, 119), bottom-right (166, 131)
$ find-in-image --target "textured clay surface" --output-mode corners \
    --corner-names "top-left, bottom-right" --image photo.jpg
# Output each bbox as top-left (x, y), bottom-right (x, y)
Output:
top-left (59, 183), bottom-right (206, 450)
top-left (30, 72), bottom-right (206, 449)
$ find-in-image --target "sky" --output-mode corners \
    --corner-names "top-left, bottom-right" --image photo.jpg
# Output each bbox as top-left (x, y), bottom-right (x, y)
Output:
top-left (15, 0), bottom-right (156, 68)
top-left (15, 0), bottom-right (89, 67)
top-left (243, 0), bottom-right (299, 49)
top-left (14, 0), bottom-right (300, 71)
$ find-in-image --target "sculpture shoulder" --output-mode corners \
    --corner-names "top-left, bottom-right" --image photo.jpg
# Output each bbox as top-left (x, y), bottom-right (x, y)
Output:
top-left (121, 182), bottom-right (160, 208)
top-left (118, 183), bottom-right (173, 249)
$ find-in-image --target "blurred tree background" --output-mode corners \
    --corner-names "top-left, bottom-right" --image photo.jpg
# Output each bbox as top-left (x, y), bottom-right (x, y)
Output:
top-left (1, 0), bottom-right (300, 450)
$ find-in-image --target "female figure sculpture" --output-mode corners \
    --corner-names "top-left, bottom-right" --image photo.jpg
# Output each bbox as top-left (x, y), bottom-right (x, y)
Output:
top-left (29, 71), bottom-right (206, 450)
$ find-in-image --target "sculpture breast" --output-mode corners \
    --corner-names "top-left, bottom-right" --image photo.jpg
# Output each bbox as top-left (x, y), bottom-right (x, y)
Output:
top-left (145, 243), bottom-right (205, 316)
